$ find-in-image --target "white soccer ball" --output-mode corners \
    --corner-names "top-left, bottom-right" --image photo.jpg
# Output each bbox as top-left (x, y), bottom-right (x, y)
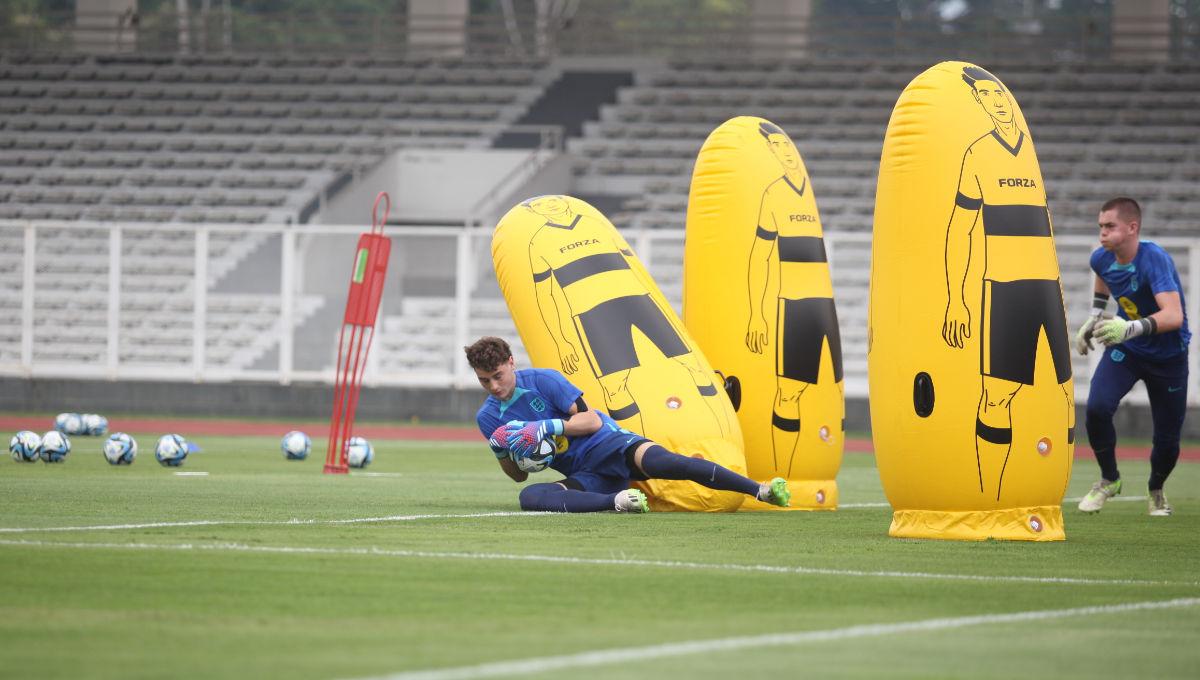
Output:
top-left (103, 432), bottom-right (137, 465)
top-left (82, 413), bottom-right (108, 436)
top-left (55, 412), bottom-right (83, 435)
top-left (346, 436), bottom-right (374, 468)
top-left (281, 431), bottom-right (311, 460)
top-left (10, 430), bottom-right (41, 462)
top-left (40, 430), bottom-right (71, 463)
top-left (515, 437), bottom-right (556, 474)
top-left (154, 434), bottom-right (189, 467)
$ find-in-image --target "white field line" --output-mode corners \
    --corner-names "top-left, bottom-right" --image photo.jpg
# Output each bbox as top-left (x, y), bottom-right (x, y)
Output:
top-left (349, 597), bottom-right (1200, 680)
top-left (840, 495), bottom-right (1149, 509)
top-left (0, 512), bottom-right (540, 534)
top-left (0, 538), bottom-right (1190, 587)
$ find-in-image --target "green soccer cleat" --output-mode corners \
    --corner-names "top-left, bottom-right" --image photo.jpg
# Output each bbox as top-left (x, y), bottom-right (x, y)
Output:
top-left (760, 477), bottom-right (791, 508)
top-left (1148, 489), bottom-right (1173, 517)
top-left (1078, 478), bottom-right (1122, 514)
top-left (614, 489), bottom-right (649, 513)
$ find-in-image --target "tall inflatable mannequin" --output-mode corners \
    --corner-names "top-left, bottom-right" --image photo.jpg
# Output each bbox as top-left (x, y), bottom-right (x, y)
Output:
top-left (686, 117), bottom-right (844, 511)
top-left (492, 195), bottom-right (746, 511)
top-left (870, 62), bottom-right (1073, 540)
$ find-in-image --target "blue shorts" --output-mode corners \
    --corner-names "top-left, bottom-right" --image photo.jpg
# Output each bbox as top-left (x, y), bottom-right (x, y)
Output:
top-left (561, 436), bottom-right (650, 494)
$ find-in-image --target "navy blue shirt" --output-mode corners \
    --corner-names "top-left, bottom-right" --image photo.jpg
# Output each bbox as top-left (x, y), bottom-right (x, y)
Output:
top-left (1091, 241), bottom-right (1191, 360)
top-left (475, 368), bottom-right (635, 477)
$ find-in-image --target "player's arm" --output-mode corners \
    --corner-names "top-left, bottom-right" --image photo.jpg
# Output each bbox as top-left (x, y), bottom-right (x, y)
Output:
top-left (561, 401), bottom-right (602, 436)
top-left (498, 455), bottom-right (528, 483)
top-left (1074, 275), bottom-right (1110, 355)
top-left (746, 212), bottom-right (776, 353)
top-left (484, 420), bottom-right (528, 482)
top-left (942, 155), bottom-right (981, 349)
top-left (505, 389), bottom-right (601, 454)
top-left (1095, 290), bottom-right (1184, 345)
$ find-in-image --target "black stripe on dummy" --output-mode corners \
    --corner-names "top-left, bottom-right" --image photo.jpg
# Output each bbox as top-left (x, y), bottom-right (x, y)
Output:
top-left (956, 192), bottom-right (983, 210)
top-left (981, 204), bottom-right (1052, 237)
top-left (777, 236), bottom-right (827, 263)
top-left (554, 252), bottom-right (630, 287)
top-left (773, 412), bottom-right (800, 433)
top-left (976, 419), bottom-right (1013, 445)
top-left (609, 402), bottom-right (641, 421)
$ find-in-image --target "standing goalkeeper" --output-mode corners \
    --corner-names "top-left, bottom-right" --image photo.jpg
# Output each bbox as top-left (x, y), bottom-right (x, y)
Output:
top-left (465, 336), bottom-right (789, 513)
top-left (1074, 198), bottom-right (1191, 516)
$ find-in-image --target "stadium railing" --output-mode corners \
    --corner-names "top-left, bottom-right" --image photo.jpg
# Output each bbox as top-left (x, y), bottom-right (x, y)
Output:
top-left (1, 219), bottom-right (1196, 408)
top-left (4, 7), bottom-right (1198, 63)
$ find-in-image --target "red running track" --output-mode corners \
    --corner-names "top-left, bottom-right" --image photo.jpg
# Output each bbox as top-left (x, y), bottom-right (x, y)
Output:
top-left (2, 415), bottom-right (1197, 461)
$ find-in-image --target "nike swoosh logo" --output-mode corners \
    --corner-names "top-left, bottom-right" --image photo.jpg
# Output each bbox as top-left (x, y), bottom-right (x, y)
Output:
top-left (1168, 386), bottom-right (1183, 393)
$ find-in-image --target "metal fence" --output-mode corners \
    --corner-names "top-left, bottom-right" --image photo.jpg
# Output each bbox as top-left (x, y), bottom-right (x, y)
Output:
top-left (2, 220), bottom-right (1195, 406)
top-left (3, 6), bottom-right (1198, 62)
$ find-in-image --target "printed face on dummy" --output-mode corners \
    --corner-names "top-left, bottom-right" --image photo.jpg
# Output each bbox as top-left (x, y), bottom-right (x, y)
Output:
top-left (475, 356), bottom-right (518, 401)
top-left (972, 79), bottom-right (1014, 125)
top-left (766, 132), bottom-right (801, 171)
top-left (525, 195), bottom-right (571, 221)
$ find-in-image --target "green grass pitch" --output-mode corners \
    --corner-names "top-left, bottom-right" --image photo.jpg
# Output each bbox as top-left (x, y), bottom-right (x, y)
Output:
top-left (2, 433), bottom-right (1198, 679)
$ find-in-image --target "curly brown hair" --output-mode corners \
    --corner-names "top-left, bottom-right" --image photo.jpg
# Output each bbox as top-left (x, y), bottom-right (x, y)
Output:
top-left (464, 336), bottom-right (513, 372)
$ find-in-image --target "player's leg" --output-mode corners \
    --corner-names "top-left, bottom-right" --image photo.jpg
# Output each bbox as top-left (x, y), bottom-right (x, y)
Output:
top-left (518, 479), bottom-right (647, 513)
top-left (1079, 347), bottom-right (1139, 513)
top-left (629, 441), bottom-right (790, 507)
top-left (1142, 353), bottom-right (1188, 516)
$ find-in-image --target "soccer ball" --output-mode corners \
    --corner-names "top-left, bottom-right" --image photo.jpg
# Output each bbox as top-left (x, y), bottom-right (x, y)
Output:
top-left (281, 431), bottom-right (310, 460)
top-left (346, 436), bottom-right (374, 468)
top-left (82, 413), bottom-right (108, 436)
top-left (10, 430), bottom-right (41, 462)
top-left (515, 436), bottom-right (557, 474)
top-left (154, 434), bottom-right (189, 467)
top-left (103, 432), bottom-right (137, 465)
top-left (40, 430), bottom-right (71, 463)
top-left (55, 412), bottom-right (83, 435)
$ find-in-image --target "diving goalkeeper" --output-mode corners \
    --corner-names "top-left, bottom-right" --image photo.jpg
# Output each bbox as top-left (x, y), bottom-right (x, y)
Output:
top-left (466, 336), bottom-right (790, 513)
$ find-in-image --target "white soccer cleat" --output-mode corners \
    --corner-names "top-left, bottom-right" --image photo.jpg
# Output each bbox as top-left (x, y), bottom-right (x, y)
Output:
top-left (613, 489), bottom-right (649, 513)
top-left (1148, 489), bottom-right (1173, 517)
top-left (1078, 479), bottom-right (1122, 514)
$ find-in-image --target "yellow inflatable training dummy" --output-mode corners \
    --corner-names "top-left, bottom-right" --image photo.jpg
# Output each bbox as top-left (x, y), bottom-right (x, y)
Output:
top-left (685, 116), bottom-right (843, 511)
top-left (870, 62), bottom-right (1073, 541)
top-left (492, 195), bottom-right (746, 512)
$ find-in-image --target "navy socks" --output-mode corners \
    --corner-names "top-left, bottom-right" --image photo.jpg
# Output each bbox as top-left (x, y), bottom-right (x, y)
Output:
top-left (637, 444), bottom-right (759, 497)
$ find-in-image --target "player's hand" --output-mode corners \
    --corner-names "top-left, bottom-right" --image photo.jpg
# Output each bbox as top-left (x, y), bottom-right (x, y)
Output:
top-left (488, 424), bottom-right (510, 459)
top-left (942, 300), bottom-right (971, 348)
top-left (1073, 316), bottom-right (1101, 355)
top-left (745, 316), bottom-right (768, 354)
top-left (505, 419), bottom-right (563, 458)
top-left (1094, 317), bottom-right (1149, 346)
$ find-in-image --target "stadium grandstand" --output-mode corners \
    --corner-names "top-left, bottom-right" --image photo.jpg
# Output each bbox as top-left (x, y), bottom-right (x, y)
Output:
top-left (0, 0), bottom-right (1196, 430)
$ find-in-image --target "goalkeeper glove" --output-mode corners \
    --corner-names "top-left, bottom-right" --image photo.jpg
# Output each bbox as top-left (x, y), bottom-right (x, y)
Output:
top-left (1073, 293), bottom-right (1109, 356)
top-left (504, 419), bottom-right (564, 458)
top-left (488, 424), bottom-right (510, 459)
top-left (1095, 316), bottom-right (1156, 347)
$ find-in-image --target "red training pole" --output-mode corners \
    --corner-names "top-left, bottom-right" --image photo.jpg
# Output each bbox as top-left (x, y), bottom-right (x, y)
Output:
top-left (325, 192), bottom-right (393, 474)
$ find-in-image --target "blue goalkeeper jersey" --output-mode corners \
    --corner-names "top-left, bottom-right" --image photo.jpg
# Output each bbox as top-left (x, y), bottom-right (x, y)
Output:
top-left (475, 368), bottom-right (636, 477)
top-left (1091, 241), bottom-right (1190, 360)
